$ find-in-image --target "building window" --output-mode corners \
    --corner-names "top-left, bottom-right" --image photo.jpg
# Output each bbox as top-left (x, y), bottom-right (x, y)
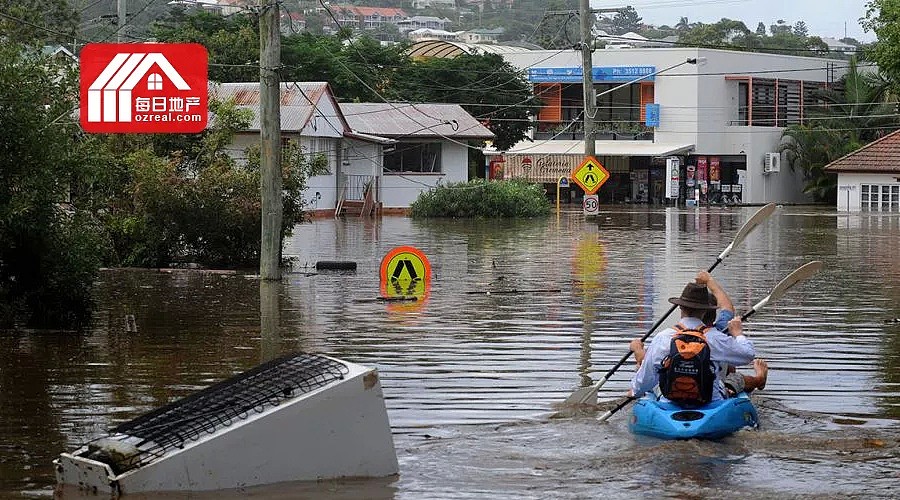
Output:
top-left (861, 184), bottom-right (900, 212)
top-left (384, 142), bottom-right (442, 173)
top-left (147, 73), bottom-right (163, 90)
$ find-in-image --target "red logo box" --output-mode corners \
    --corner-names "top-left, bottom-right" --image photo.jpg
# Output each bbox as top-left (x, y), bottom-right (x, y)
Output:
top-left (80, 43), bottom-right (208, 134)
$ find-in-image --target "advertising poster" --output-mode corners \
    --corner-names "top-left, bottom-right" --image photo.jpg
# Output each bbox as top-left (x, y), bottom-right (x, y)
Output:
top-left (697, 156), bottom-right (708, 183)
top-left (686, 165), bottom-right (696, 187)
top-left (709, 156), bottom-right (721, 185)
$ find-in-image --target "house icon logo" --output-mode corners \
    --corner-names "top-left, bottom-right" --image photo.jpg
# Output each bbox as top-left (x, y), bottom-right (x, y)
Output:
top-left (80, 43), bottom-right (208, 134)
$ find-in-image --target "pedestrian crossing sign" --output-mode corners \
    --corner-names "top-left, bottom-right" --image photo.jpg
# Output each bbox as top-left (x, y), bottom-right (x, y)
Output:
top-left (571, 156), bottom-right (609, 195)
top-left (380, 245), bottom-right (431, 299)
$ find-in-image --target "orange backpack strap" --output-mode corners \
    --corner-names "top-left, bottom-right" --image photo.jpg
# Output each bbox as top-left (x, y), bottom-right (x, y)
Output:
top-left (672, 323), bottom-right (709, 340)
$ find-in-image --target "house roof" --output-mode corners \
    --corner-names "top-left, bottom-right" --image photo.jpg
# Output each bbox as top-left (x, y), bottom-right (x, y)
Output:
top-left (340, 103), bottom-right (494, 140)
top-left (208, 82), bottom-right (349, 134)
top-left (823, 129), bottom-right (900, 174)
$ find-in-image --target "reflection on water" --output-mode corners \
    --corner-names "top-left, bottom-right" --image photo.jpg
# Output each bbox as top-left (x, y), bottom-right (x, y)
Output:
top-left (1, 206), bottom-right (898, 498)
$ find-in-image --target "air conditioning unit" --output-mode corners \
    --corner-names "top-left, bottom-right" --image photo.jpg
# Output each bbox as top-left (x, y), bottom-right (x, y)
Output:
top-left (764, 152), bottom-right (781, 174)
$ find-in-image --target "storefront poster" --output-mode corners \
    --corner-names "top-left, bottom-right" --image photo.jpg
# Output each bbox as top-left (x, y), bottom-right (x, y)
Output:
top-left (709, 156), bottom-right (720, 184)
top-left (686, 164), bottom-right (696, 187)
top-left (697, 156), bottom-right (708, 183)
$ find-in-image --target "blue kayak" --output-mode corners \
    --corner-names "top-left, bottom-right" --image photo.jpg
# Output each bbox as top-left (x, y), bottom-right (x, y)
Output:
top-left (629, 392), bottom-right (759, 440)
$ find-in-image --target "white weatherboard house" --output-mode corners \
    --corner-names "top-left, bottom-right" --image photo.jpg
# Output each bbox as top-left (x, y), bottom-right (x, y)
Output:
top-left (339, 102), bottom-right (495, 212)
top-left (824, 129), bottom-right (900, 212)
top-left (209, 82), bottom-right (494, 216)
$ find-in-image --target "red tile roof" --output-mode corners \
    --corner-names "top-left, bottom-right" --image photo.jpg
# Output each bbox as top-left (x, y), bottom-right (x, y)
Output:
top-left (824, 129), bottom-right (900, 173)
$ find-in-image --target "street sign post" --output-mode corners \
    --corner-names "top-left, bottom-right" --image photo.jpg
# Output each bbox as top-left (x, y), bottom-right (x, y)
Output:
top-left (571, 156), bottom-right (610, 195)
top-left (583, 194), bottom-right (600, 216)
top-left (556, 176), bottom-right (569, 214)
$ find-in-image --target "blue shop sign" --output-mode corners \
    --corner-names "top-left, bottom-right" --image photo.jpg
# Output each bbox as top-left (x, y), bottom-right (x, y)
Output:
top-left (528, 66), bottom-right (656, 83)
top-left (645, 103), bottom-right (660, 127)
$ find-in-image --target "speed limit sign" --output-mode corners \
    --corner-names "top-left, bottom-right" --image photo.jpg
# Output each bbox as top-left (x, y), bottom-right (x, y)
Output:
top-left (583, 194), bottom-right (599, 216)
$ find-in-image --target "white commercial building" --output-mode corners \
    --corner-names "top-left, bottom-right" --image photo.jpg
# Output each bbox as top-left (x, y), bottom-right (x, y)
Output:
top-left (490, 47), bottom-right (856, 205)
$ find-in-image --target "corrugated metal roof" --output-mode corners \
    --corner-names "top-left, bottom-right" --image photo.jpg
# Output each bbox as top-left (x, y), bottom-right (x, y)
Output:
top-left (407, 40), bottom-right (535, 59)
top-left (208, 82), bottom-right (335, 132)
top-left (824, 129), bottom-right (900, 173)
top-left (340, 103), bottom-right (494, 139)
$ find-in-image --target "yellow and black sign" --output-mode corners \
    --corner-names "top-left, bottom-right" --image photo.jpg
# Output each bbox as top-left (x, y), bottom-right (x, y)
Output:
top-left (571, 156), bottom-right (610, 195)
top-left (380, 245), bottom-right (431, 299)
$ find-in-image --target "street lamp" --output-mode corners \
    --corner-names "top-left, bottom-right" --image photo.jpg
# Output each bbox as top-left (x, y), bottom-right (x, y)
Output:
top-left (595, 57), bottom-right (706, 101)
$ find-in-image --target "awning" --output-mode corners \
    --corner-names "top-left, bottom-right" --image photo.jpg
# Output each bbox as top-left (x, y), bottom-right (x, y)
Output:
top-left (484, 140), bottom-right (695, 182)
top-left (491, 139), bottom-right (695, 156)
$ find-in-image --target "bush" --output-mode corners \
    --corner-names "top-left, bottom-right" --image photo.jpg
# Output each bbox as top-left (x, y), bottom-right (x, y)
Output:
top-left (409, 179), bottom-right (551, 218)
top-left (96, 101), bottom-right (328, 269)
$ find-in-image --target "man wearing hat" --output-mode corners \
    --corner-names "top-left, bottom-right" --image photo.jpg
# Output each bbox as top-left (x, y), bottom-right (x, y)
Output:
top-left (629, 279), bottom-right (756, 402)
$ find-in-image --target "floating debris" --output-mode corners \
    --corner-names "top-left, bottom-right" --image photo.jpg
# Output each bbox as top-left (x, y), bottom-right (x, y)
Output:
top-left (56, 353), bottom-right (398, 495)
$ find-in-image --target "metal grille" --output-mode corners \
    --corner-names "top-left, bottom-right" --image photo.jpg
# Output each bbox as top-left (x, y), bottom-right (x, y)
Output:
top-left (103, 353), bottom-right (349, 470)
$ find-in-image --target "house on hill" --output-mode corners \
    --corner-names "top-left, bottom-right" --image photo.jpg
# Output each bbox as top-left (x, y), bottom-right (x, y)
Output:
top-left (824, 129), bottom-right (900, 212)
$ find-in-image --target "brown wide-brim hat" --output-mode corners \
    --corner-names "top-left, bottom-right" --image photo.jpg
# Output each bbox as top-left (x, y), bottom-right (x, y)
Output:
top-left (668, 282), bottom-right (717, 310)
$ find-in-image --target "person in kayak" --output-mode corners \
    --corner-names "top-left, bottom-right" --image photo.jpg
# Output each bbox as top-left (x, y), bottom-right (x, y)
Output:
top-left (697, 271), bottom-right (768, 396)
top-left (628, 281), bottom-right (755, 404)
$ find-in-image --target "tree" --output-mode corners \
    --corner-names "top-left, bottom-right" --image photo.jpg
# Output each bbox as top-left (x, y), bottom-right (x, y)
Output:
top-left (0, 43), bottom-right (101, 327)
top-left (756, 22), bottom-right (767, 35)
top-left (770, 19), bottom-right (791, 35)
top-left (0, 0), bottom-right (77, 46)
top-left (676, 17), bottom-right (691, 32)
top-left (793, 20), bottom-right (809, 37)
top-left (781, 59), bottom-right (899, 201)
top-left (611, 6), bottom-right (642, 34)
top-left (392, 53), bottom-right (539, 150)
top-left (863, 0), bottom-right (900, 92)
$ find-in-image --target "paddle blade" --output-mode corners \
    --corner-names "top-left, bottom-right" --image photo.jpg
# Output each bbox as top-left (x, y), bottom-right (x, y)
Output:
top-left (564, 385), bottom-right (599, 406)
top-left (769, 260), bottom-right (824, 302)
top-left (718, 203), bottom-right (776, 260)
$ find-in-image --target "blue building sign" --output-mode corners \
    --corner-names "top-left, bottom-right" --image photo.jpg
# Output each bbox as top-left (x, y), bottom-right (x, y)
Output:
top-left (645, 103), bottom-right (660, 127)
top-left (527, 66), bottom-right (656, 83)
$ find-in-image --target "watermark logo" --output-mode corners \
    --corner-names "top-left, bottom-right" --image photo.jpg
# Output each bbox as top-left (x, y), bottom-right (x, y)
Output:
top-left (80, 43), bottom-right (208, 133)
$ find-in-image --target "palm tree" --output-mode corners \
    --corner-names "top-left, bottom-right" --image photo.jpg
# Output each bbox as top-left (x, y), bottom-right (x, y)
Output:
top-left (676, 17), bottom-right (691, 32)
top-left (780, 58), bottom-right (900, 202)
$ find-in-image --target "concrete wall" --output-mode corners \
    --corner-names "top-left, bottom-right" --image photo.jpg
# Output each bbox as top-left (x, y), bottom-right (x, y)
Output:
top-left (836, 172), bottom-right (900, 211)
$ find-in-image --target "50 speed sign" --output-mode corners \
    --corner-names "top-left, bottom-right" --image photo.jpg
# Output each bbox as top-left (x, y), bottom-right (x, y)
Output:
top-left (583, 194), bottom-right (599, 216)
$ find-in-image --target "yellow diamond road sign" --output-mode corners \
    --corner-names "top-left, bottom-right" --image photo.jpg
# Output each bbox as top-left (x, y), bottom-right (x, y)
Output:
top-left (571, 156), bottom-right (610, 195)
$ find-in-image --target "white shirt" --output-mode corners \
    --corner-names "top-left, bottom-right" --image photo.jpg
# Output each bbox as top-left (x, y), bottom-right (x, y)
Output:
top-left (630, 316), bottom-right (755, 401)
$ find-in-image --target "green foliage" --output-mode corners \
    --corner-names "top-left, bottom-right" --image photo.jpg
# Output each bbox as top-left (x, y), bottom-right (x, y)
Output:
top-left (0, 43), bottom-right (100, 328)
top-left (409, 179), bottom-right (551, 218)
top-left (611, 6), bottom-right (642, 35)
top-left (393, 53), bottom-right (538, 150)
top-left (780, 59), bottom-right (899, 202)
top-left (0, 0), bottom-right (77, 45)
top-left (96, 101), bottom-right (327, 269)
top-left (864, 0), bottom-right (900, 93)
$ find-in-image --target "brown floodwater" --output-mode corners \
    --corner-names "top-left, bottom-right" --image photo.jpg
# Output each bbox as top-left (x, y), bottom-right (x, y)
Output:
top-left (2, 206), bottom-right (899, 498)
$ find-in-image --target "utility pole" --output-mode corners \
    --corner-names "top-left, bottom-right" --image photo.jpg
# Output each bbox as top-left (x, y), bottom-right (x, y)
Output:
top-left (117, 0), bottom-right (126, 42)
top-left (259, 0), bottom-right (283, 280)
top-left (579, 0), bottom-right (595, 157)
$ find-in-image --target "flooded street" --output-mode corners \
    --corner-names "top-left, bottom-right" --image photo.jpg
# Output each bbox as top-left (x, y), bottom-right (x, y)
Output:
top-left (2, 206), bottom-right (899, 498)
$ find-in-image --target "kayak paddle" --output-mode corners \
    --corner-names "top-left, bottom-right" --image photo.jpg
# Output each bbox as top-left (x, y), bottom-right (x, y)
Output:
top-left (563, 203), bottom-right (777, 407)
top-left (597, 260), bottom-right (825, 422)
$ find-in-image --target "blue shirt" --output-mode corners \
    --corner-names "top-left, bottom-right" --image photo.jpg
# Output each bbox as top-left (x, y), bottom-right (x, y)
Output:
top-left (630, 316), bottom-right (755, 401)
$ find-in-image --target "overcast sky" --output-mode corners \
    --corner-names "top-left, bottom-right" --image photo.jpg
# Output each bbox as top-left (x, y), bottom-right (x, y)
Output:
top-left (600, 0), bottom-right (875, 42)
